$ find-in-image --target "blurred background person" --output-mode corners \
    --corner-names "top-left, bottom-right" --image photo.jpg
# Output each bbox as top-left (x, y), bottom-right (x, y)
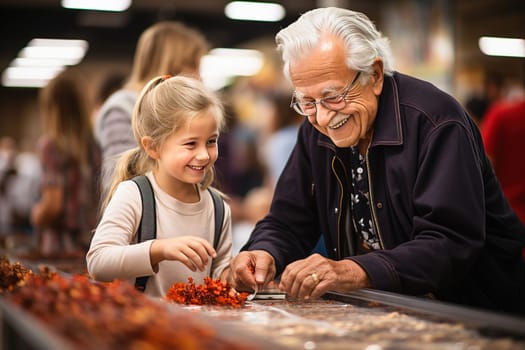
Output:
top-left (481, 88), bottom-right (525, 225)
top-left (0, 136), bottom-right (18, 235)
top-left (464, 71), bottom-right (506, 126)
top-left (480, 71), bottom-right (506, 121)
top-left (91, 72), bottom-right (126, 126)
top-left (260, 91), bottom-right (302, 189)
top-left (94, 21), bottom-right (209, 196)
top-left (31, 68), bottom-right (101, 258)
top-left (227, 90), bottom-right (301, 253)
top-left (9, 144), bottom-right (41, 236)
top-left (0, 136), bottom-right (41, 250)
top-left (231, 186), bottom-right (272, 255)
top-left (214, 84), bottom-right (267, 227)
top-left (465, 95), bottom-right (489, 126)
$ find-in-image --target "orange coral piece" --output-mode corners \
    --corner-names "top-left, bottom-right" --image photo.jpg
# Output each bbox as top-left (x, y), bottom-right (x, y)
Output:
top-left (165, 277), bottom-right (248, 308)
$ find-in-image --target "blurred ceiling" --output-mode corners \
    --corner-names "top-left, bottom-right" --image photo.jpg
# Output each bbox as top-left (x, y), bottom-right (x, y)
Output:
top-left (0, 1), bottom-right (306, 66)
top-left (0, 0), bottom-right (523, 148)
top-left (0, 1), bottom-right (381, 70)
top-left (0, 0), bottom-right (523, 82)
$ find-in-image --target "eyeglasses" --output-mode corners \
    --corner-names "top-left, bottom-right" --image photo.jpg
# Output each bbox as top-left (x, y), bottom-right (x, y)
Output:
top-left (290, 71), bottom-right (361, 117)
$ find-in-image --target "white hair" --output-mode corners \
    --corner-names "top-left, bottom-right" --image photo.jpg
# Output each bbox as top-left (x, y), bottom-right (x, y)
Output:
top-left (276, 7), bottom-right (394, 81)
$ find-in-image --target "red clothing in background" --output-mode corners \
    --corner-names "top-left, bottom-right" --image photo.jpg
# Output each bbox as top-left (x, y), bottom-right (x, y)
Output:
top-left (481, 100), bottom-right (525, 224)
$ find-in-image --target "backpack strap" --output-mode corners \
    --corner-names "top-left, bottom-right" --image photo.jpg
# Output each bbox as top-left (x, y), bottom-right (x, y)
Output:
top-left (131, 175), bottom-right (156, 292)
top-left (208, 188), bottom-right (225, 249)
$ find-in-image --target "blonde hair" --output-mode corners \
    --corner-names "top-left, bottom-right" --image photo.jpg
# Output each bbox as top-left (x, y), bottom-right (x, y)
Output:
top-left (125, 21), bottom-right (209, 91)
top-left (38, 68), bottom-right (93, 167)
top-left (102, 76), bottom-right (225, 210)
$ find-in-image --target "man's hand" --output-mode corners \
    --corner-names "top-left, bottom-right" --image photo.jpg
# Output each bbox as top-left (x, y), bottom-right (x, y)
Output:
top-left (279, 253), bottom-right (371, 299)
top-left (227, 250), bottom-right (276, 292)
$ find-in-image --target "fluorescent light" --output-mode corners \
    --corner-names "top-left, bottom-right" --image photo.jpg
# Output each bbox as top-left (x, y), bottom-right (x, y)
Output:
top-left (3, 66), bottom-right (64, 80)
top-left (62, 0), bottom-right (131, 12)
top-left (20, 47), bottom-right (86, 65)
top-left (11, 57), bottom-right (74, 67)
top-left (20, 38), bottom-right (89, 65)
top-left (201, 48), bottom-right (263, 76)
top-left (2, 38), bottom-right (88, 88)
top-left (225, 1), bottom-right (285, 22)
top-left (201, 76), bottom-right (234, 91)
top-left (206, 48), bottom-right (264, 76)
top-left (200, 48), bottom-right (264, 90)
top-left (26, 38), bottom-right (89, 50)
top-left (479, 36), bottom-right (525, 57)
top-left (2, 66), bottom-right (65, 88)
top-left (2, 79), bottom-right (50, 88)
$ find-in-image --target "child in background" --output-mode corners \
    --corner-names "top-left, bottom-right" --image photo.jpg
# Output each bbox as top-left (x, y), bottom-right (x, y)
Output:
top-left (87, 75), bottom-right (232, 297)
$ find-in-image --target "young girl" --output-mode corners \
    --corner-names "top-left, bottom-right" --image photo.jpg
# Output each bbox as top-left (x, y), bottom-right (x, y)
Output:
top-left (95, 21), bottom-right (209, 197)
top-left (87, 75), bottom-right (232, 297)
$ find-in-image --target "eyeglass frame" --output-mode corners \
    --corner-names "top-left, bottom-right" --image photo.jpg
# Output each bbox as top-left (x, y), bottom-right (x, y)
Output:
top-left (289, 71), bottom-right (362, 117)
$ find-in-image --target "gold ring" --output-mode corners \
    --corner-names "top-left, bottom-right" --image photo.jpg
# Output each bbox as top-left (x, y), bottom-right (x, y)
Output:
top-left (311, 272), bottom-right (319, 285)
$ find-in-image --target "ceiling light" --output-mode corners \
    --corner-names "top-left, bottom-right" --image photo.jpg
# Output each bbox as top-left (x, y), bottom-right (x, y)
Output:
top-left (62, 0), bottom-right (131, 12)
top-left (11, 57), bottom-right (74, 67)
top-left (2, 38), bottom-right (88, 88)
top-left (225, 1), bottom-right (285, 22)
top-left (200, 48), bottom-right (264, 90)
top-left (21, 38), bottom-right (89, 65)
top-left (479, 36), bottom-right (525, 58)
top-left (2, 66), bottom-right (65, 88)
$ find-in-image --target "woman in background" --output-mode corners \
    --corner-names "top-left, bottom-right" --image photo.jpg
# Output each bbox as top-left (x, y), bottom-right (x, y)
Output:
top-left (31, 69), bottom-right (101, 257)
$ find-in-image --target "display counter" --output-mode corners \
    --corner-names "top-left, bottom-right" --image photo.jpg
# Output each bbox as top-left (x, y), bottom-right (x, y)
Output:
top-left (1, 256), bottom-right (525, 350)
top-left (182, 290), bottom-right (525, 349)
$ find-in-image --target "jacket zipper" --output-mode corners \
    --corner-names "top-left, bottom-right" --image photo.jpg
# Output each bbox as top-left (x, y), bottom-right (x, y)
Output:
top-left (365, 150), bottom-right (385, 249)
top-left (331, 156), bottom-right (344, 259)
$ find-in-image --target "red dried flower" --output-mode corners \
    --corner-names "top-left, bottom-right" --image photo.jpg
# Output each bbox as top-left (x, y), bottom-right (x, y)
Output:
top-left (165, 277), bottom-right (248, 308)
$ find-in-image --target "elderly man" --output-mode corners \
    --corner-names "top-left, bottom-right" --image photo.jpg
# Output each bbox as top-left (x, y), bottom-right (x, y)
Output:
top-left (227, 7), bottom-right (525, 315)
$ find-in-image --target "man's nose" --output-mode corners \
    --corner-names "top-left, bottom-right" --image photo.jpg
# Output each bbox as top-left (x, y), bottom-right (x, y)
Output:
top-left (312, 103), bottom-right (333, 127)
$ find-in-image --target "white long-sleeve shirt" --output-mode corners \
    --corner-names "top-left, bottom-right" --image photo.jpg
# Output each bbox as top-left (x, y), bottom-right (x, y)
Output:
top-left (87, 172), bottom-right (232, 298)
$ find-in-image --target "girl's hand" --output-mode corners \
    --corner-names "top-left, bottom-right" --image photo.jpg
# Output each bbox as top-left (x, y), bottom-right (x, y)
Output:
top-left (150, 236), bottom-right (217, 271)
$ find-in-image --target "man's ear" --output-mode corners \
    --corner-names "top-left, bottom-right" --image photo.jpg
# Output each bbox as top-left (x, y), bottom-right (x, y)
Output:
top-left (371, 58), bottom-right (384, 96)
top-left (141, 136), bottom-right (159, 159)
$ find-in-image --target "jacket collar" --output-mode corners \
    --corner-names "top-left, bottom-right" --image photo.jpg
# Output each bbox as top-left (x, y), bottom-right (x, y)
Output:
top-left (371, 72), bottom-right (403, 148)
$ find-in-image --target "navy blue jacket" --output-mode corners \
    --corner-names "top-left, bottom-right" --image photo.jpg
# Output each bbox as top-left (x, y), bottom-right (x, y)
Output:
top-left (244, 72), bottom-right (525, 314)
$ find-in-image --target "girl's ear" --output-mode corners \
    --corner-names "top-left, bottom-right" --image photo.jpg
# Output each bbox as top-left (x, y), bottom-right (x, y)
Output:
top-left (141, 136), bottom-right (159, 159)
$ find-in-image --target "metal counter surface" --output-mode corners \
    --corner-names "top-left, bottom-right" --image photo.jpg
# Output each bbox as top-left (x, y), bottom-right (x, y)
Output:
top-left (180, 290), bottom-right (525, 350)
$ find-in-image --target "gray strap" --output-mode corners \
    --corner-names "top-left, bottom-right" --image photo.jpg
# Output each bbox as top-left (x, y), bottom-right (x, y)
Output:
top-left (132, 175), bottom-right (156, 243)
top-left (132, 175), bottom-right (156, 292)
top-left (208, 188), bottom-right (224, 249)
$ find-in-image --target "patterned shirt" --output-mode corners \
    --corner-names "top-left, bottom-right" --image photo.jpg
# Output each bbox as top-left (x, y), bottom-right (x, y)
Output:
top-left (38, 136), bottom-right (101, 237)
top-left (349, 147), bottom-right (381, 252)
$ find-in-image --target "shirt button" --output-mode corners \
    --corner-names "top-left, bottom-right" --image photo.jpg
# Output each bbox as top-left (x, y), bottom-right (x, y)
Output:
top-left (334, 207), bottom-right (339, 214)
top-left (333, 248), bottom-right (337, 252)
top-left (376, 202), bottom-right (383, 209)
